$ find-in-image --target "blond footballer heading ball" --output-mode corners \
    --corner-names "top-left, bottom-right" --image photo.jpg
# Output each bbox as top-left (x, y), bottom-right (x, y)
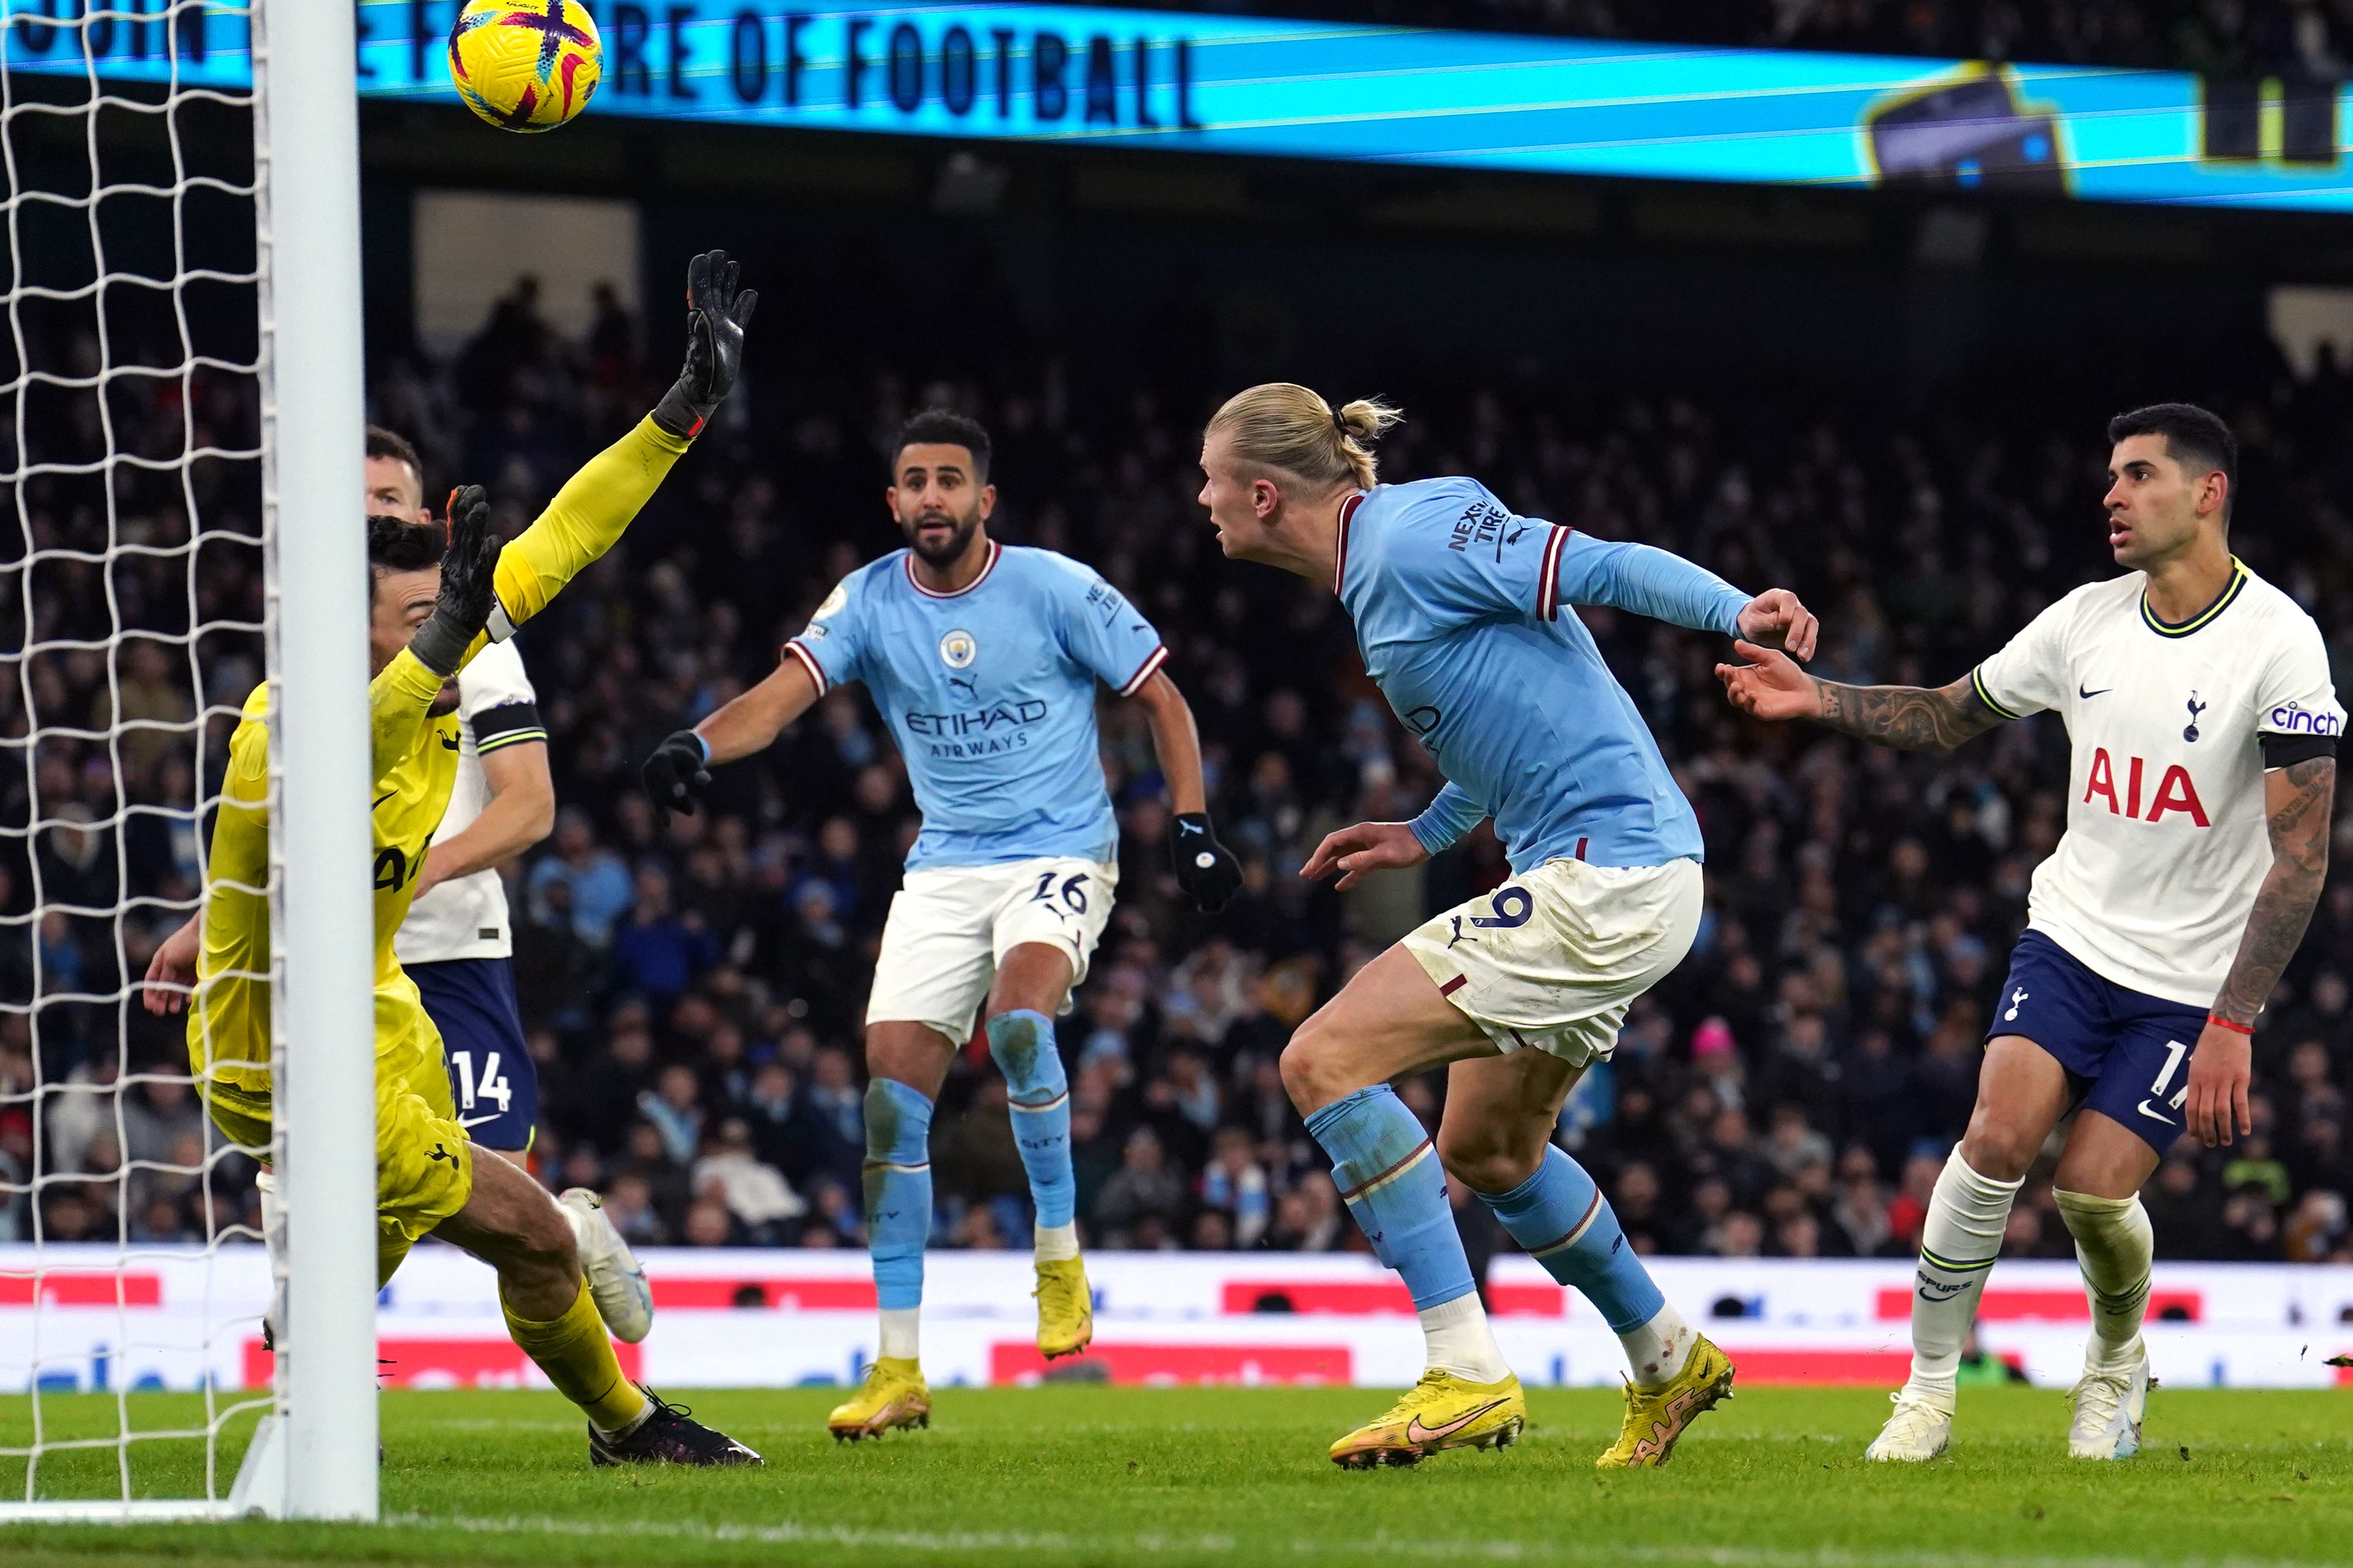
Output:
top-left (448, 1), bottom-right (603, 133)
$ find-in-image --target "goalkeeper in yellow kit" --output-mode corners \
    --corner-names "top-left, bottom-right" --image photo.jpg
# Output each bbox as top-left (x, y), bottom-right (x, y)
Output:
top-left (186, 253), bottom-right (759, 1467)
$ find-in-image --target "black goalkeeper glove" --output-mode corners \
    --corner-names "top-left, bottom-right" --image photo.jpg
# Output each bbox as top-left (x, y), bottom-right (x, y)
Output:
top-left (642, 729), bottom-right (713, 827)
top-left (1170, 812), bottom-right (1243, 914)
top-left (408, 484), bottom-right (498, 677)
top-left (650, 250), bottom-right (759, 440)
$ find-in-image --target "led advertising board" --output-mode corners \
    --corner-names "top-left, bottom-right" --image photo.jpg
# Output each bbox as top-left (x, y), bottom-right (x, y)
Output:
top-left (5, 1), bottom-right (2349, 211)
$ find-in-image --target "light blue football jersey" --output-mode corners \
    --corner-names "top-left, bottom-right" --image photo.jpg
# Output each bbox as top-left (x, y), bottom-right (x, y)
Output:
top-left (786, 540), bottom-right (1167, 870)
top-left (1341, 477), bottom-right (1752, 874)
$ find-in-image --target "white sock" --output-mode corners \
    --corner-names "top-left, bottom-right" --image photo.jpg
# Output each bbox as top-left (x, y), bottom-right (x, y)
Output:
top-left (1419, 1292), bottom-right (1511, 1383)
top-left (256, 1170), bottom-right (286, 1347)
top-left (878, 1306), bottom-right (920, 1362)
top-left (2053, 1188), bottom-right (2152, 1375)
top-left (1905, 1150), bottom-right (2021, 1405)
top-left (1619, 1301), bottom-right (1696, 1390)
top-left (590, 1395), bottom-right (656, 1440)
top-left (1034, 1221), bottom-right (1079, 1263)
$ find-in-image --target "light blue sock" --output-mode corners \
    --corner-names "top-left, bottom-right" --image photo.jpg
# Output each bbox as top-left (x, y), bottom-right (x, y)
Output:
top-left (985, 1009), bottom-right (1074, 1230)
top-left (862, 1078), bottom-right (933, 1312)
top-left (1479, 1145), bottom-right (1664, 1332)
top-left (1304, 1085), bottom-right (1475, 1311)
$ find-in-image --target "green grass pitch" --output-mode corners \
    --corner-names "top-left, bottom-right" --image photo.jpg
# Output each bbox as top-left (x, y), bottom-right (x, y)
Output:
top-left (0, 1384), bottom-right (2347, 1567)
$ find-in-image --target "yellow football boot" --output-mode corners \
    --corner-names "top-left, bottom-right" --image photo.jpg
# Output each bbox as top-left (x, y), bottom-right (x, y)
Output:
top-left (826, 1357), bottom-right (931, 1442)
top-left (1328, 1369), bottom-right (1526, 1469)
top-left (1034, 1256), bottom-right (1094, 1360)
top-left (1595, 1334), bottom-right (1736, 1469)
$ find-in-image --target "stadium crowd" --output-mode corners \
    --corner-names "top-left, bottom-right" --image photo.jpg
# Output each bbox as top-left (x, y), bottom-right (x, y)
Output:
top-left (1143, 0), bottom-right (2353, 77)
top-left (7, 250), bottom-right (2353, 1276)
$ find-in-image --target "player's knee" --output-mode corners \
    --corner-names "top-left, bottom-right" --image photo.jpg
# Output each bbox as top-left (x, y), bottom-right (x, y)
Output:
top-left (1278, 1022), bottom-right (1352, 1114)
top-left (1436, 1123), bottom-right (1539, 1195)
top-left (1958, 1116), bottom-right (2038, 1183)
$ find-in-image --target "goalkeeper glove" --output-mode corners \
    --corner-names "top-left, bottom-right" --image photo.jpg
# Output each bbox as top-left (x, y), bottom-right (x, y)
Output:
top-left (651, 249), bottom-right (759, 440)
top-left (1170, 812), bottom-right (1242, 914)
top-left (408, 484), bottom-right (499, 677)
top-left (642, 729), bottom-right (713, 826)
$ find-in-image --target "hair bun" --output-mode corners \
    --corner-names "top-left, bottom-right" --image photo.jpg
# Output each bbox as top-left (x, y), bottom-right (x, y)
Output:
top-left (1336, 398), bottom-right (1403, 446)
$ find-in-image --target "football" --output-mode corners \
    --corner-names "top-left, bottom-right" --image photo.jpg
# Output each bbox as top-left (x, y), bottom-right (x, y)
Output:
top-left (447, 0), bottom-right (602, 133)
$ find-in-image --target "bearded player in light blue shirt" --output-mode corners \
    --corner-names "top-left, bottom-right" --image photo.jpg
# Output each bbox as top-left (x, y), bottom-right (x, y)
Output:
top-left (644, 411), bottom-right (1239, 1441)
top-left (1197, 384), bottom-right (1819, 1471)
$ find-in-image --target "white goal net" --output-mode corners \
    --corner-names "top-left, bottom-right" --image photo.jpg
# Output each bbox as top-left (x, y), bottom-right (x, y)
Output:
top-left (0, 0), bottom-right (375, 1521)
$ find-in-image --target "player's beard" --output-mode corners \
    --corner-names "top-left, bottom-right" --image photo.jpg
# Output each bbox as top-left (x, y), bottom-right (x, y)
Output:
top-left (429, 680), bottom-right (461, 717)
top-left (904, 503), bottom-right (982, 567)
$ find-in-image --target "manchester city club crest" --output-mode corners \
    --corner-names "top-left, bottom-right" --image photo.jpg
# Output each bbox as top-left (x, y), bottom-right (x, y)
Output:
top-left (939, 629), bottom-right (977, 669)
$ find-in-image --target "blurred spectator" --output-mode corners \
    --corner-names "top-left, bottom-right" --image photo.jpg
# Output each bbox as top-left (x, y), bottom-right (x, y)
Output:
top-left (610, 866), bottom-right (718, 1002)
top-left (1095, 1127), bottom-right (1190, 1246)
top-left (1199, 1125), bottom-right (1272, 1247)
top-left (690, 1117), bottom-right (807, 1243)
top-left (527, 809), bottom-right (634, 946)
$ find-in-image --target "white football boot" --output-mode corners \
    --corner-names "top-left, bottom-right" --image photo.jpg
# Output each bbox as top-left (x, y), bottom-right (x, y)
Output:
top-left (559, 1187), bottom-right (655, 1343)
top-left (1864, 1389), bottom-right (1953, 1462)
top-left (2067, 1345), bottom-right (2150, 1460)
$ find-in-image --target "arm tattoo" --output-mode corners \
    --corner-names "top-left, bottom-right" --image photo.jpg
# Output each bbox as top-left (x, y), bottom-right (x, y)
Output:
top-left (1811, 677), bottom-right (2005, 754)
top-left (2211, 756), bottom-right (2336, 1026)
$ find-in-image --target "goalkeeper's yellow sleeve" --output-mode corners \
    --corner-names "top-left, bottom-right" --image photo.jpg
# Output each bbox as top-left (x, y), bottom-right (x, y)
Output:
top-left (472, 415), bottom-right (692, 656)
top-left (369, 646), bottom-right (449, 787)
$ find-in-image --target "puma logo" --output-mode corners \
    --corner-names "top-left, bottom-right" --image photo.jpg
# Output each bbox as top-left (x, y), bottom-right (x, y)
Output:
top-left (1405, 1398), bottom-right (1509, 1445)
top-left (1446, 915), bottom-right (1474, 949)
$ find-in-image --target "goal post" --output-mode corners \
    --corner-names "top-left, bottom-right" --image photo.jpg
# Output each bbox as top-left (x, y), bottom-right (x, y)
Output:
top-left (256, 0), bottom-right (377, 1524)
top-left (0, 0), bottom-right (376, 1523)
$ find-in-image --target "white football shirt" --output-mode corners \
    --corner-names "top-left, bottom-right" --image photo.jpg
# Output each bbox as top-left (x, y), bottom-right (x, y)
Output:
top-left (1972, 559), bottom-right (2342, 1008)
top-left (393, 639), bottom-right (545, 965)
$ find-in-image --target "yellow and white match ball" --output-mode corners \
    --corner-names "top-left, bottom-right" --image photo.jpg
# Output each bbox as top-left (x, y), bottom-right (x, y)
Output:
top-left (448, 1), bottom-right (603, 134)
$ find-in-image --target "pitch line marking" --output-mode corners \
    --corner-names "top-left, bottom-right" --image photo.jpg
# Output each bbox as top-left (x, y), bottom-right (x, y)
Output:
top-left (394, 1512), bottom-right (2349, 1568)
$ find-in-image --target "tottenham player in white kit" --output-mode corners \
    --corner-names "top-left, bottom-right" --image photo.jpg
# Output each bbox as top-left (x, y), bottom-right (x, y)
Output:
top-left (641, 411), bottom-right (1240, 1440)
top-left (363, 430), bottom-right (654, 1342)
top-left (1721, 404), bottom-right (2340, 1463)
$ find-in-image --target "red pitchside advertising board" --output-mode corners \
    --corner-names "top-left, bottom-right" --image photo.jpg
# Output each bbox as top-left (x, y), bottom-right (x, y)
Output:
top-left (2, 1246), bottom-right (2347, 1394)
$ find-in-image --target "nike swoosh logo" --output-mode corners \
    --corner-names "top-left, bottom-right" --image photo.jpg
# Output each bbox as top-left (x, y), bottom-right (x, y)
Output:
top-left (2079, 684), bottom-right (2112, 699)
top-left (456, 1112), bottom-right (503, 1128)
top-left (1405, 1398), bottom-right (1508, 1445)
top-left (2135, 1100), bottom-right (2175, 1125)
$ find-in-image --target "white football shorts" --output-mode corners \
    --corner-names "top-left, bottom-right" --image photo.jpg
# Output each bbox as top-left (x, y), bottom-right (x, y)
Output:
top-left (865, 856), bottom-right (1119, 1046)
top-left (1402, 855), bottom-right (1702, 1069)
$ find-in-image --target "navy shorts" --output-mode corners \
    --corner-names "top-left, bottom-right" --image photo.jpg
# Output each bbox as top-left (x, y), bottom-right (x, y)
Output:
top-left (409, 957), bottom-right (539, 1152)
top-left (1986, 930), bottom-right (2205, 1157)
